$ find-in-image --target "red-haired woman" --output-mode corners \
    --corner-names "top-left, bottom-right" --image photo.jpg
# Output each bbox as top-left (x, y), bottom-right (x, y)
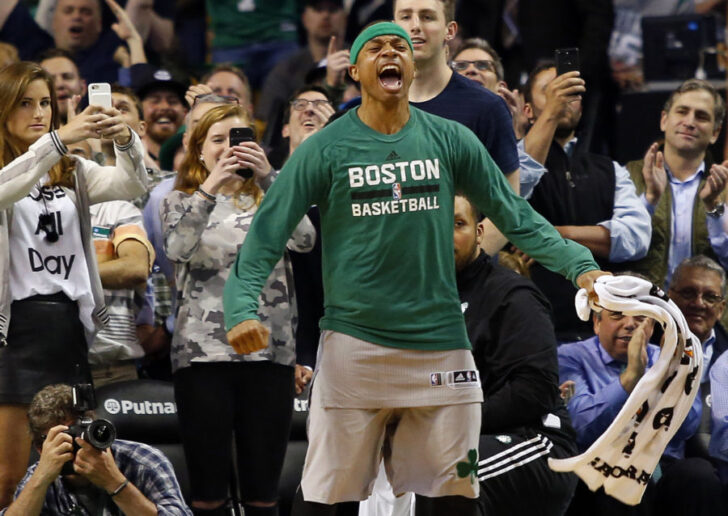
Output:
top-left (162, 104), bottom-right (314, 515)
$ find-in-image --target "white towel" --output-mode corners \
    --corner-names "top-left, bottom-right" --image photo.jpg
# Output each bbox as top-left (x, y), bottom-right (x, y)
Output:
top-left (549, 275), bottom-right (702, 505)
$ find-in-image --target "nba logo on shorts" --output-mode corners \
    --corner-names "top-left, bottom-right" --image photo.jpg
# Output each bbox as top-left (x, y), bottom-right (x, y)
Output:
top-left (430, 372), bottom-right (443, 386)
top-left (392, 183), bottom-right (402, 199)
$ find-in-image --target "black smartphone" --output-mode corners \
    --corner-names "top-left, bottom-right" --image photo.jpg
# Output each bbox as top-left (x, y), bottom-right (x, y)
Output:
top-left (555, 48), bottom-right (580, 76)
top-left (229, 127), bottom-right (255, 179)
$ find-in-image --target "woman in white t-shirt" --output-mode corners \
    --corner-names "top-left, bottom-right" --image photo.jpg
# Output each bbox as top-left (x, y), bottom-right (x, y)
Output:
top-left (0, 61), bottom-right (147, 508)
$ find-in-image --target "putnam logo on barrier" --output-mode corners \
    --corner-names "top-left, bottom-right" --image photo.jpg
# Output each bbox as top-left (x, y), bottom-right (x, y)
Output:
top-left (103, 398), bottom-right (176, 415)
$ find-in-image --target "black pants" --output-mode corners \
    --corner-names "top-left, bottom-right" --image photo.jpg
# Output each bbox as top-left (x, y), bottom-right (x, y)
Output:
top-left (477, 431), bottom-right (577, 516)
top-left (174, 361), bottom-right (295, 503)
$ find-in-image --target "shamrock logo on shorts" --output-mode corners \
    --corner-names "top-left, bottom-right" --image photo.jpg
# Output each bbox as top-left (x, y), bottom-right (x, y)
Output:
top-left (456, 448), bottom-right (479, 484)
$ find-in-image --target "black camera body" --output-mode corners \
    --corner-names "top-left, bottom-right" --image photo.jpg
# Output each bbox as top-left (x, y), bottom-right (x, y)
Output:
top-left (60, 383), bottom-right (117, 476)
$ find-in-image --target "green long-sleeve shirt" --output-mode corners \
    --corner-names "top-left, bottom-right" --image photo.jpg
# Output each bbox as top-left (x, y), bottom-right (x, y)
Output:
top-left (223, 107), bottom-right (598, 351)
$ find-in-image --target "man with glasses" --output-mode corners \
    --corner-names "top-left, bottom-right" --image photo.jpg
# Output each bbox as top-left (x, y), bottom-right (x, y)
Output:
top-left (557, 298), bottom-right (710, 515)
top-left (451, 38), bottom-right (504, 94)
top-left (670, 255), bottom-right (728, 378)
top-left (278, 85), bottom-right (335, 395)
top-left (669, 256), bottom-right (728, 494)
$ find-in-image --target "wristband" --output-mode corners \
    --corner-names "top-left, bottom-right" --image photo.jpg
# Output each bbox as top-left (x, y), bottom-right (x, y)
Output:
top-left (197, 187), bottom-right (217, 202)
top-left (109, 479), bottom-right (129, 497)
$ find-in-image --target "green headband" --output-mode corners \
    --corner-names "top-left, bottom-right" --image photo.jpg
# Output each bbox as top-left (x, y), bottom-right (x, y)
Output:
top-left (349, 22), bottom-right (414, 65)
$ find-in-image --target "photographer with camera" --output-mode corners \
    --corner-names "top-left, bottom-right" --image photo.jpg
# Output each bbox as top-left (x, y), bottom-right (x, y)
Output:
top-left (0, 384), bottom-right (191, 516)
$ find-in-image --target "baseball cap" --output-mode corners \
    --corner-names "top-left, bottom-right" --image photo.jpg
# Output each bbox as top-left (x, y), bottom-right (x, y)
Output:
top-left (131, 65), bottom-right (188, 106)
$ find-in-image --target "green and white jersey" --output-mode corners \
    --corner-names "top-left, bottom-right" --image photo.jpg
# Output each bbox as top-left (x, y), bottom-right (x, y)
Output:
top-left (224, 107), bottom-right (598, 351)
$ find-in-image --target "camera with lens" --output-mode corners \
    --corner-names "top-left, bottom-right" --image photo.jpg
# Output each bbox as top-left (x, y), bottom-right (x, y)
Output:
top-left (60, 383), bottom-right (116, 476)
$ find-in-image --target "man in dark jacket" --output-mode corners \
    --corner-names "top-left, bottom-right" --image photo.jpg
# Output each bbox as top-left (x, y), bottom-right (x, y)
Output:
top-left (445, 195), bottom-right (578, 515)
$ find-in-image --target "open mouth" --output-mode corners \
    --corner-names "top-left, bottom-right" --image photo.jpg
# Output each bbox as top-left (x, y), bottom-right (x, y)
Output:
top-left (69, 25), bottom-right (83, 36)
top-left (411, 37), bottom-right (425, 48)
top-left (378, 64), bottom-right (403, 92)
top-left (302, 119), bottom-right (316, 130)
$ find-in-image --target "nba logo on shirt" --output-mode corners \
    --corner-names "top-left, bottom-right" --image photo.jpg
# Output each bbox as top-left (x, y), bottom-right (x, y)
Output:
top-left (392, 183), bottom-right (402, 200)
top-left (430, 372), bottom-right (443, 386)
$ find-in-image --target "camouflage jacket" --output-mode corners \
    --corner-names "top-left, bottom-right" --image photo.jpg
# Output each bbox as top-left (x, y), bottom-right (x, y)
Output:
top-left (162, 190), bottom-right (315, 372)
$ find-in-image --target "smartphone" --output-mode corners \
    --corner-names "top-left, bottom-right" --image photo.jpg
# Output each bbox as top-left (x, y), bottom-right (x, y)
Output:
top-left (88, 83), bottom-right (112, 109)
top-left (555, 48), bottom-right (580, 76)
top-left (229, 127), bottom-right (255, 179)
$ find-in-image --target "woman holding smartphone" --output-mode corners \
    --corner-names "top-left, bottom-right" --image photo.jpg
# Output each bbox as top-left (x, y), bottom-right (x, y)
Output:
top-left (0, 61), bottom-right (147, 507)
top-left (162, 104), bottom-right (314, 515)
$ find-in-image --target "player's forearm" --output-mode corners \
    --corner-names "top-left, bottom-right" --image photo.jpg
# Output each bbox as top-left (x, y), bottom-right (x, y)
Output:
top-left (556, 225), bottom-right (611, 259)
top-left (4, 474), bottom-right (50, 516)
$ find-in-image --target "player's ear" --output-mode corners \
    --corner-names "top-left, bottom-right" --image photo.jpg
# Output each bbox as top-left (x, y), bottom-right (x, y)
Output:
top-left (349, 64), bottom-right (360, 83)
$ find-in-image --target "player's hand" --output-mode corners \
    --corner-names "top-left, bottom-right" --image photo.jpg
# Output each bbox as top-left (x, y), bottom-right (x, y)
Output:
top-left (294, 364), bottom-right (313, 395)
top-left (35, 425), bottom-right (74, 485)
top-left (576, 269), bottom-right (611, 304)
top-left (325, 36), bottom-right (350, 87)
top-left (642, 142), bottom-right (667, 206)
top-left (699, 160), bottom-right (728, 211)
top-left (73, 438), bottom-right (126, 493)
top-left (227, 319), bottom-right (270, 354)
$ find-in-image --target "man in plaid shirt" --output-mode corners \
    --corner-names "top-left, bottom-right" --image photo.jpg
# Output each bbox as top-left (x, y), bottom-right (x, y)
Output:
top-left (0, 384), bottom-right (190, 515)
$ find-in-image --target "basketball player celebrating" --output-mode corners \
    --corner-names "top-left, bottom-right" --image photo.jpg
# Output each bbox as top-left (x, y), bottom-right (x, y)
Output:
top-left (223, 22), bottom-right (605, 516)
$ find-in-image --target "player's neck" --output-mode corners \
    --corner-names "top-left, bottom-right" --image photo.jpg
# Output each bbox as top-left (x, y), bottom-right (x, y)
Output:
top-left (663, 145), bottom-right (705, 181)
top-left (409, 55), bottom-right (452, 103)
top-left (358, 97), bottom-right (410, 135)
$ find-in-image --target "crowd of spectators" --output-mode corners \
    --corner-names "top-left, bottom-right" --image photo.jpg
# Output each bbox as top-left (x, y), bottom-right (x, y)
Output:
top-left (2, 0), bottom-right (728, 515)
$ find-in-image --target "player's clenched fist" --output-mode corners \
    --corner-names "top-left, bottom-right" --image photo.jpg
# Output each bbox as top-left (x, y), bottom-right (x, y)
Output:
top-left (226, 319), bottom-right (270, 354)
